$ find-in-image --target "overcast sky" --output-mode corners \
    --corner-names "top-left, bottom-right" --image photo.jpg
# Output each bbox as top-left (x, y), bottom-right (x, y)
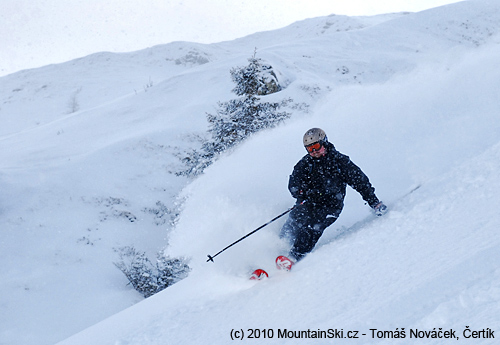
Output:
top-left (1, 0), bottom-right (463, 76)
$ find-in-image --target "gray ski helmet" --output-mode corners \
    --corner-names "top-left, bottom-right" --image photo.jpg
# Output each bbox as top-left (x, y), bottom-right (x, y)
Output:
top-left (303, 128), bottom-right (327, 147)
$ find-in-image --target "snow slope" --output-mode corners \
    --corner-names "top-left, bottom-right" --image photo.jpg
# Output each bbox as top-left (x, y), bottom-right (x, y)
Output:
top-left (1, 1), bottom-right (500, 344)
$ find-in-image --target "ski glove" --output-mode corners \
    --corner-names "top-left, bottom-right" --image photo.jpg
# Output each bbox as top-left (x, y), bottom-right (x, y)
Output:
top-left (373, 202), bottom-right (388, 216)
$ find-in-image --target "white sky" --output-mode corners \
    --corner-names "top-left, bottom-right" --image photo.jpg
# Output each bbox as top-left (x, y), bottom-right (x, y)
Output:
top-left (1, 0), bottom-right (463, 77)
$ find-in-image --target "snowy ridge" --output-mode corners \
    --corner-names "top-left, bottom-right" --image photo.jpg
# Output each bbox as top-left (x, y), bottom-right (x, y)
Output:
top-left (1, 1), bottom-right (500, 344)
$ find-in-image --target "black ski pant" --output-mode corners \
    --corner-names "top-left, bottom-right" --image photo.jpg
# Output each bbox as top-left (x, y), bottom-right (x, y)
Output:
top-left (279, 203), bottom-right (339, 261)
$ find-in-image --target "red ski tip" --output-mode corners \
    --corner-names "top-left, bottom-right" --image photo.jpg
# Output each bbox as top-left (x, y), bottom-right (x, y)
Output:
top-left (250, 269), bottom-right (269, 280)
top-left (275, 255), bottom-right (294, 271)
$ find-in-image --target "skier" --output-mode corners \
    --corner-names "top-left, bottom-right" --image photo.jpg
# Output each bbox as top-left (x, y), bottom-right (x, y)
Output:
top-left (277, 128), bottom-right (387, 268)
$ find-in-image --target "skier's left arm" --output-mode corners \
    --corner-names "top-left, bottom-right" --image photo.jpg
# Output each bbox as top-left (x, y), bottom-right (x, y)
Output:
top-left (337, 153), bottom-right (388, 215)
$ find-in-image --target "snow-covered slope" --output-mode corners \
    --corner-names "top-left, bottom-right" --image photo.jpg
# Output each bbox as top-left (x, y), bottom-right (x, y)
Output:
top-left (58, 139), bottom-right (500, 345)
top-left (1, 1), bottom-right (500, 344)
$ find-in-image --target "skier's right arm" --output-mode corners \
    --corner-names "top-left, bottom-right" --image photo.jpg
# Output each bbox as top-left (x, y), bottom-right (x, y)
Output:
top-left (288, 174), bottom-right (303, 200)
top-left (288, 160), bottom-right (308, 201)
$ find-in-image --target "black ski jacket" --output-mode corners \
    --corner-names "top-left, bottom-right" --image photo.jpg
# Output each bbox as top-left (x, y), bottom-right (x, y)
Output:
top-left (288, 142), bottom-right (379, 214)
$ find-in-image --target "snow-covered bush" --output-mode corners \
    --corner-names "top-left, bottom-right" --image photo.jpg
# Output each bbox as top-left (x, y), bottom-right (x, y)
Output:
top-left (114, 246), bottom-right (190, 298)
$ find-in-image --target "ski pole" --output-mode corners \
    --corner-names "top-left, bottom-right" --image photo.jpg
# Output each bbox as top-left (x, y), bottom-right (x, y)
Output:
top-left (207, 205), bottom-right (296, 262)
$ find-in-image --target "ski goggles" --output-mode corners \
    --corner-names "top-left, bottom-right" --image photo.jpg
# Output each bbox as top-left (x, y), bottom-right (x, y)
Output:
top-left (305, 142), bottom-right (322, 153)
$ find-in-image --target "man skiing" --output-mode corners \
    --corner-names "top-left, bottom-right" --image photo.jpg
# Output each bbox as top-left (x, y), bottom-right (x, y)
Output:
top-left (277, 128), bottom-right (387, 268)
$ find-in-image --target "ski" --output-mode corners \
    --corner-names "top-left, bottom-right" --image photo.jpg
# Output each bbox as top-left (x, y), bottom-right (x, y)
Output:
top-left (250, 269), bottom-right (269, 280)
top-left (276, 255), bottom-right (294, 271)
top-left (250, 256), bottom-right (294, 280)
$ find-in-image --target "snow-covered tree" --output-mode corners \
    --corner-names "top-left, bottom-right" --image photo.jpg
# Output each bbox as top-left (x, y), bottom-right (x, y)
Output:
top-left (230, 54), bottom-right (281, 96)
top-left (179, 53), bottom-right (291, 176)
top-left (205, 95), bottom-right (290, 154)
